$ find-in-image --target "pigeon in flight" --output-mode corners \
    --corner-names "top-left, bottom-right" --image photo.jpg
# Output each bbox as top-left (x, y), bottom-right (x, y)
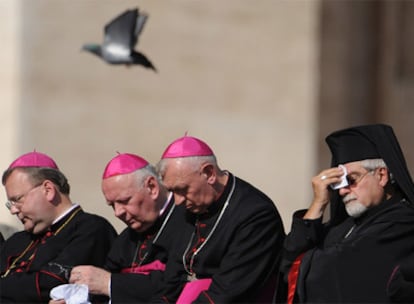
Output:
top-left (82, 8), bottom-right (157, 71)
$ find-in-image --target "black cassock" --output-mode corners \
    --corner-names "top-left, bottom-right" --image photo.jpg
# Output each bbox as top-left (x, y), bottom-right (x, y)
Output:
top-left (156, 172), bottom-right (286, 303)
top-left (103, 196), bottom-right (191, 303)
top-left (0, 205), bottom-right (117, 303)
top-left (282, 194), bottom-right (414, 303)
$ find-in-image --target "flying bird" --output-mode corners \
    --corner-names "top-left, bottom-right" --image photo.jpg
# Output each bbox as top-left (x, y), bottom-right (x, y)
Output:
top-left (82, 8), bottom-right (157, 71)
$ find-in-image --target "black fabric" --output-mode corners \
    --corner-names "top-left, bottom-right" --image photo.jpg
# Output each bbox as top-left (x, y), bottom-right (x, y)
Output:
top-left (104, 197), bottom-right (190, 303)
top-left (387, 256), bottom-right (414, 302)
top-left (0, 206), bottom-right (117, 303)
top-left (154, 173), bottom-right (286, 303)
top-left (326, 128), bottom-right (380, 165)
top-left (281, 124), bottom-right (414, 303)
top-left (282, 196), bottom-right (414, 303)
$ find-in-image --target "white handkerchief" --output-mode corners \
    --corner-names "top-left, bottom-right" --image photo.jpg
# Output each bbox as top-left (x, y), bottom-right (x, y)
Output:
top-left (50, 284), bottom-right (90, 304)
top-left (330, 164), bottom-right (348, 190)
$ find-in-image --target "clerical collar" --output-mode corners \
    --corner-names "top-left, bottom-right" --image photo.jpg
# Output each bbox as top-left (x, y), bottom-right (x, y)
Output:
top-left (183, 173), bottom-right (236, 280)
top-left (134, 199), bottom-right (176, 265)
top-left (159, 192), bottom-right (173, 217)
top-left (142, 195), bottom-right (175, 237)
top-left (52, 204), bottom-right (80, 225)
top-left (201, 171), bottom-right (232, 218)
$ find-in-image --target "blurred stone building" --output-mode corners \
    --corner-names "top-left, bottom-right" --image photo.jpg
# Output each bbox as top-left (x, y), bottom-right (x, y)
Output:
top-left (1, 0), bottom-right (413, 238)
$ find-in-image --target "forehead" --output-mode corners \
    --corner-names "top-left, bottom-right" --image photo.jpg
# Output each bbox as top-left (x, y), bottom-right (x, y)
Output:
top-left (4, 169), bottom-right (32, 196)
top-left (102, 173), bottom-right (140, 198)
top-left (4, 169), bottom-right (31, 187)
top-left (162, 158), bottom-right (197, 188)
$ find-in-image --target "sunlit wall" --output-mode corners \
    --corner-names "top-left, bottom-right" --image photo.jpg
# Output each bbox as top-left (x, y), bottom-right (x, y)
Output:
top-left (0, 0), bottom-right (320, 237)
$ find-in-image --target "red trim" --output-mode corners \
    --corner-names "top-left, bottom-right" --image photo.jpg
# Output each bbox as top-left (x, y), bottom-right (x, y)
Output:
top-left (35, 272), bottom-right (42, 301)
top-left (287, 253), bottom-right (305, 304)
top-left (6, 255), bottom-right (13, 268)
top-left (201, 290), bottom-right (214, 304)
top-left (35, 270), bottom-right (66, 301)
top-left (4, 239), bottom-right (39, 275)
top-left (387, 265), bottom-right (400, 290)
top-left (39, 270), bottom-right (67, 282)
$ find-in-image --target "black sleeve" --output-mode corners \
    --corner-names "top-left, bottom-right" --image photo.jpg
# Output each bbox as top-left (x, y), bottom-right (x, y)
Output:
top-left (388, 255), bottom-right (414, 302)
top-left (280, 209), bottom-right (324, 282)
top-left (110, 271), bottom-right (165, 302)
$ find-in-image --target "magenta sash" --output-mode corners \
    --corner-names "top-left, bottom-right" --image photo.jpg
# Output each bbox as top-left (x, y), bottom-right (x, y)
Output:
top-left (120, 260), bottom-right (166, 275)
top-left (177, 278), bottom-right (212, 304)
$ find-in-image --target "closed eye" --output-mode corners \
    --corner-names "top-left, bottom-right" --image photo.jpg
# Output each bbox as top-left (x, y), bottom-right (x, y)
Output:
top-left (7, 194), bottom-right (24, 205)
top-left (346, 175), bottom-right (358, 186)
top-left (106, 197), bottom-right (131, 208)
top-left (171, 186), bottom-right (188, 196)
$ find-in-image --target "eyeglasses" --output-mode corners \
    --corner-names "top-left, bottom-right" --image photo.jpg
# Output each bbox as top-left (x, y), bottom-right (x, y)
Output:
top-left (345, 169), bottom-right (374, 187)
top-left (5, 183), bottom-right (42, 210)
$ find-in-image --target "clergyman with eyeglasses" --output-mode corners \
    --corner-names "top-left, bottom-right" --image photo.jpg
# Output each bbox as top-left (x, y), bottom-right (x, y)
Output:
top-left (0, 151), bottom-right (117, 303)
top-left (281, 124), bottom-right (414, 303)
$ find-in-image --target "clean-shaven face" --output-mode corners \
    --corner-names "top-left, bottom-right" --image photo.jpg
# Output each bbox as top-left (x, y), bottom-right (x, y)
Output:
top-left (161, 158), bottom-right (214, 214)
top-left (5, 170), bottom-right (53, 234)
top-left (102, 173), bottom-right (160, 232)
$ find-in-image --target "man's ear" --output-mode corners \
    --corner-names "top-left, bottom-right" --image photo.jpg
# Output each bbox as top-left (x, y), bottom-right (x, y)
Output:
top-left (378, 167), bottom-right (390, 187)
top-left (201, 164), bottom-right (216, 184)
top-left (43, 180), bottom-right (57, 202)
top-left (145, 176), bottom-right (159, 198)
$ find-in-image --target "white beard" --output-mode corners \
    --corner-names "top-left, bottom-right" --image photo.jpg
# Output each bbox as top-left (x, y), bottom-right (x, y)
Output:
top-left (343, 194), bottom-right (368, 218)
top-left (345, 201), bottom-right (368, 218)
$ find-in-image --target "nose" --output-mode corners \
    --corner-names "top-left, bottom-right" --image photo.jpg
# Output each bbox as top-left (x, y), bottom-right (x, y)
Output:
top-left (9, 204), bottom-right (20, 215)
top-left (113, 203), bottom-right (126, 218)
top-left (338, 186), bottom-right (350, 197)
top-left (173, 193), bottom-right (186, 206)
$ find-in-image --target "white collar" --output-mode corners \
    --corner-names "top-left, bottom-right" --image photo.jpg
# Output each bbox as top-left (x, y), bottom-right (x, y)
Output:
top-left (159, 192), bottom-right (173, 216)
top-left (53, 204), bottom-right (79, 225)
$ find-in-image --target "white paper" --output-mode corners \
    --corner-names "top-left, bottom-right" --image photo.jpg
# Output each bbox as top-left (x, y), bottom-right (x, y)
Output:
top-left (330, 164), bottom-right (348, 190)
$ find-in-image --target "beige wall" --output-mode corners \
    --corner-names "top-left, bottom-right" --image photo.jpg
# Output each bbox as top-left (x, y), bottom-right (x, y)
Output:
top-left (0, 0), bottom-right (22, 236)
top-left (0, 0), bottom-right (319, 237)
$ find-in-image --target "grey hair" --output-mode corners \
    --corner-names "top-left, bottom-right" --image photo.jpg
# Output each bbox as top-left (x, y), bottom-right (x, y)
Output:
top-left (132, 164), bottom-right (160, 187)
top-left (361, 158), bottom-right (387, 171)
top-left (156, 155), bottom-right (217, 178)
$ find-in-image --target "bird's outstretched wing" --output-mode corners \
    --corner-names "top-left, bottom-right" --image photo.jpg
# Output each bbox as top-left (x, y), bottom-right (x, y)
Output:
top-left (132, 13), bottom-right (148, 48)
top-left (103, 8), bottom-right (138, 57)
